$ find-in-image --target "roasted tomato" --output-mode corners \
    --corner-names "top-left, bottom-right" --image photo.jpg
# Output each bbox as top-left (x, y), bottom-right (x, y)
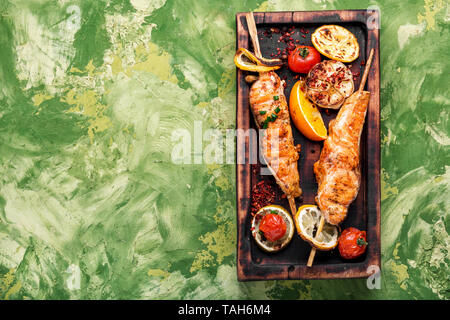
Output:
top-left (288, 45), bottom-right (321, 74)
top-left (259, 213), bottom-right (287, 242)
top-left (338, 227), bottom-right (368, 259)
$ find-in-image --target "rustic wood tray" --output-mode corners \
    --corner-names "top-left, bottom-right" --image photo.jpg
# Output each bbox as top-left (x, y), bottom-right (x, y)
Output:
top-left (236, 10), bottom-right (381, 280)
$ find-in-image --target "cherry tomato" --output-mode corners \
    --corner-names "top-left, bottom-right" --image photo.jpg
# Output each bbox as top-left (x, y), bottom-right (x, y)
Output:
top-left (288, 45), bottom-right (321, 74)
top-left (338, 227), bottom-right (368, 259)
top-left (259, 213), bottom-right (286, 242)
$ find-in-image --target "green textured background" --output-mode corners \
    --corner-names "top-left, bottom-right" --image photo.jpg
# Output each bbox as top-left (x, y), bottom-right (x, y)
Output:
top-left (0, 0), bottom-right (448, 300)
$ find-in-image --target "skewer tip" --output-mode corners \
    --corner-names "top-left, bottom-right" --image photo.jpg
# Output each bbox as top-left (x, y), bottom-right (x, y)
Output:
top-left (357, 48), bottom-right (374, 95)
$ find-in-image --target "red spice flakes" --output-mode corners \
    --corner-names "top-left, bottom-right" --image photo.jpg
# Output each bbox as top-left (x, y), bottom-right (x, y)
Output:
top-left (300, 28), bottom-right (309, 34)
top-left (360, 60), bottom-right (366, 66)
top-left (301, 34), bottom-right (306, 38)
top-left (250, 180), bottom-right (276, 215)
top-left (262, 29), bottom-right (273, 38)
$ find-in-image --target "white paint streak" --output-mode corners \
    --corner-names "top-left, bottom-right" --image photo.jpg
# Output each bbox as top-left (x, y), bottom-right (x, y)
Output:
top-left (14, 7), bottom-right (81, 90)
top-left (425, 123), bottom-right (450, 146)
top-left (397, 22), bottom-right (425, 49)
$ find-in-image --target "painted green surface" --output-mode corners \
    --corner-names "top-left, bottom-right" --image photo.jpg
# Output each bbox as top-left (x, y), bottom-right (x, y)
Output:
top-left (0, 0), bottom-right (448, 300)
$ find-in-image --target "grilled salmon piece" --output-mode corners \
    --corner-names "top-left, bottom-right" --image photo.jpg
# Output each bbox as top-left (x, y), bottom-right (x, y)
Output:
top-left (249, 71), bottom-right (302, 198)
top-left (314, 90), bottom-right (370, 225)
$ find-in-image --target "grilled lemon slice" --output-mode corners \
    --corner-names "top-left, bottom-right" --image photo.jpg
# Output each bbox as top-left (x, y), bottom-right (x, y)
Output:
top-left (305, 60), bottom-right (354, 109)
top-left (234, 48), bottom-right (283, 73)
top-left (311, 25), bottom-right (359, 63)
top-left (294, 205), bottom-right (338, 251)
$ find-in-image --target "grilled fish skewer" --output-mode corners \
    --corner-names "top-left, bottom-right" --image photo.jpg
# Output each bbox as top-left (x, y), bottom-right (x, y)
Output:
top-left (307, 49), bottom-right (374, 267)
top-left (314, 90), bottom-right (370, 225)
top-left (314, 49), bottom-right (374, 226)
top-left (246, 13), bottom-right (302, 213)
top-left (307, 91), bottom-right (369, 266)
top-left (249, 72), bottom-right (302, 200)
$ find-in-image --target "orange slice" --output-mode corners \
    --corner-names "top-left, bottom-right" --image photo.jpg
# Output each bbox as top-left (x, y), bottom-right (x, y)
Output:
top-left (289, 79), bottom-right (327, 141)
top-left (311, 25), bottom-right (359, 63)
top-left (294, 205), bottom-right (338, 251)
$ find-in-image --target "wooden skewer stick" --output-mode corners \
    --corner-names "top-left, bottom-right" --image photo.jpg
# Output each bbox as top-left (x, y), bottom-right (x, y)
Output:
top-left (306, 216), bottom-right (325, 267)
top-left (288, 196), bottom-right (297, 217)
top-left (246, 12), bottom-right (262, 59)
top-left (306, 48), bottom-right (375, 267)
top-left (358, 49), bottom-right (374, 95)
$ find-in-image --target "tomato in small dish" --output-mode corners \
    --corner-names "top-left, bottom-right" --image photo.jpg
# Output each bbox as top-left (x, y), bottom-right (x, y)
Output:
top-left (338, 227), bottom-right (368, 259)
top-left (288, 45), bottom-right (321, 74)
top-left (259, 213), bottom-right (287, 242)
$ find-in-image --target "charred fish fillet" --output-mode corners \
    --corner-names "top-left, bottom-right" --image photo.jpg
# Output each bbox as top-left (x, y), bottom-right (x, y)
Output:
top-left (314, 90), bottom-right (370, 225)
top-left (249, 71), bottom-right (302, 198)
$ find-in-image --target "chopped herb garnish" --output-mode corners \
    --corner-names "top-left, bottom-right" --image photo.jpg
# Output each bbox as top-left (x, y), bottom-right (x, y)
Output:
top-left (274, 107), bottom-right (280, 113)
top-left (261, 112), bottom-right (279, 128)
top-left (270, 210), bottom-right (278, 215)
top-left (273, 95), bottom-right (279, 101)
top-left (259, 110), bottom-right (267, 115)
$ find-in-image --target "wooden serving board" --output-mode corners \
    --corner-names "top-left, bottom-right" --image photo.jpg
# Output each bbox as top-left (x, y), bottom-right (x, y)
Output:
top-left (236, 10), bottom-right (380, 280)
